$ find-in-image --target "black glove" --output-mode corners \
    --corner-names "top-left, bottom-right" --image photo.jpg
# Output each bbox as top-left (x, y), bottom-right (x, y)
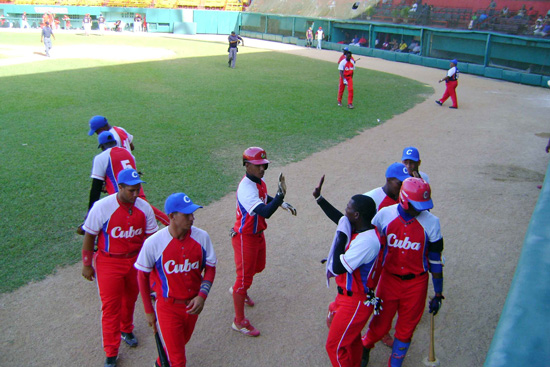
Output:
top-left (429, 294), bottom-right (445, 315)
top-left (364, 289), bottom-right (382, 315)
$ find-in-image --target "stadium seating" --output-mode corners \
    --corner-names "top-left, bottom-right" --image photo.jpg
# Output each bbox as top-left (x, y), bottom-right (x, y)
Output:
top-left (155, 0), bottom-right (176, 7)
top-left (176, 0), bottom-right (200, 8)
top-left (204, 0), bottom-right (225, 9)
top-left (225, 0), bottom-right (242, 11)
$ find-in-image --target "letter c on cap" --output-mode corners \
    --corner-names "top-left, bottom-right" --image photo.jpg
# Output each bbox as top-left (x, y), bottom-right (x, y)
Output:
top-left (423, 191), bottom-right (429, 199)
top-left (183, 195), bottom-right (191, 203)
top-left (132, 171), bottom-right (139, 178)
top-left (406, 149), bottom-right (413, 156)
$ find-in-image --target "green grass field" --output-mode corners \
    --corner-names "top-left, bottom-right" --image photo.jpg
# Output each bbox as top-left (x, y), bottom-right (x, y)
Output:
top-left (0, 32), bottom-right (433, 293)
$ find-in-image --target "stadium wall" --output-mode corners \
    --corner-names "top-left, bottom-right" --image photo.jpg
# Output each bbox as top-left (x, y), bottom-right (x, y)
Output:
top-left (483, 158), bottom-right (550, 367)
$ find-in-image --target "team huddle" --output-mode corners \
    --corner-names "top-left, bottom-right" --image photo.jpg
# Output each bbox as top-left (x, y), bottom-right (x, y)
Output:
top-left (79, 115), bottom-right (444, 367)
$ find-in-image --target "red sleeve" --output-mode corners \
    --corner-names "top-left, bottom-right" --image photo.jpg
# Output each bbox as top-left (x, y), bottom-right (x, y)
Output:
top-left (198, 265), bottom-right (216, 299)
top-left (137, 270), bottom-right (155, 314)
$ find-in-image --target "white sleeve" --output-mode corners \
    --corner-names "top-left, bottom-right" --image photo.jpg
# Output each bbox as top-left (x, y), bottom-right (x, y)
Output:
top-left (447, 67), bottom-right (456, 77)
top-left (340, 231), bottom-right (380, 273)
top-left (90, 153), bottom-right (107, 181)
top-left (237, 179), bottom-right (264, 215)
top-left (82, 200), bottom-right (107, 235)
top-left (338, 59), bottom-right (346, 71)
top-left (134, 235), bottom-right (156, 272)
top-left (193, 227), bottom-right (218, 267)
top-left (136, 199), bottom-right (159, 235)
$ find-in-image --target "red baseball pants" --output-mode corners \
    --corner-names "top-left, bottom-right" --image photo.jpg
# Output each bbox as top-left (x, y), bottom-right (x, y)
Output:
top-left (362, 270), bottom-right (428, 348)
top-left (439, 80), bottom-right (458, 108)
top-left (338, 76), bottom-right (354, 105)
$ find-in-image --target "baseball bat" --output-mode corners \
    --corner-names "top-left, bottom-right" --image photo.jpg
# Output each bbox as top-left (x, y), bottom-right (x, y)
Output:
top-left (154, 331), bottom-right (170, 367)
top-left (423, 313), bottom-right (440, 366)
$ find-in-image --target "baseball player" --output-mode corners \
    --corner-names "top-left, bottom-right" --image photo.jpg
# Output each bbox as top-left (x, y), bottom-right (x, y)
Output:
top-left (316, 26), bottom-right (324, 49)
top-left (401, 146), bottom-right (430, 183)
top-left (21, 12), bottom-right (29, 28)
top-left (80, 131), bottom-right (169, 230)
top-left (228, 31), bottom-right (244, 69)
top-left (83, 13), bottom-right (92, 36)
top-left (40, 21), bottom-right (56, 57)
top-left (361, 178), bottom-right (445, 367)
top-left (316, 187), bottom-right (381, 367)
top-left (436, 59), bottom-right (459, 109)
top-left (88, 115), bottom-right (134, 152)
top-left (306, 26), bottom-right (313, 48)
top-left (338, 51), bottom-right (355, 109)
top-left (135, 193), bottom-right (217, 367)
top-left (231, 147), bottom-right (296, 337)
top-left (81, 168), bottom-right (159, 367)
top-left (338, 47), bottom-right (356, 64)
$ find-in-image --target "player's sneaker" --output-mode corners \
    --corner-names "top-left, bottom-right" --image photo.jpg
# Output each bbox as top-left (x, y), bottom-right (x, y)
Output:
top-left (435, 100), bottom-right (443, 106)
top-left (121, 332), bottom-right (138, 347)
top-left (104, 356), bottom-right (118, 367)
top-left (337, 102), bottom-right (342, 107)
top-left (228, 59), bottom-right (231, 67)
top-left (381, 333), bottom-right (394, 347)
top-left (348, 104), bottom-right (354, 109)
top-left (232, 319), bottom-right (260, 337)
top-left (229, 286), bottom-right (255, 307)
top-left (449, 106), bottom-right (458, 109)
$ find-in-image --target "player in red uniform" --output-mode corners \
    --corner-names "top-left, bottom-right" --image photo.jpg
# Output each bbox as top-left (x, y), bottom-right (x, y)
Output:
top-left (231, 147), bottom-right (295, 337)
top-left (338, 51), bottom-right (355, 109)
top-left (88, 115), bottom-right (135, 152)
top-left (436, 59), bottom-right (459, 109)
top-left (135, 193), bottom-right (217, 367)
top-left (316, 188), bottom-right (382, 367)
top-left (81, 168), bottom-right (159, 367)
top-left (361, 178), bottom-right (444, 367)
top-left (338, 47), bottom-right (356, 64)
top-left (81, 131), bottom-right (169, 229)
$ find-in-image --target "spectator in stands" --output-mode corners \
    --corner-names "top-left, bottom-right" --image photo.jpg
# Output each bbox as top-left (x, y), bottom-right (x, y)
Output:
top-left (359, 35), bottom-right (368, 47)
top-left (488, 0), bottom-right (496, 17)
top-left (546, 9), bottom-right (550, 19)
top-left (350, 35), bottom-right (360, 46)
top-left (534, 20), bottom-right (550, 37)
top-left (397, 39), bottom-right (408, 52)
top-left (389, 38), bottom-right (399, 51)
top-left (501, 6), bottom-right (509, 18)
top-left (516, 5), bottom-right (526, 19)
top-left (21, 12), bottom-right (30, 29)
top-left (408, 40), bottom-right (420, 54)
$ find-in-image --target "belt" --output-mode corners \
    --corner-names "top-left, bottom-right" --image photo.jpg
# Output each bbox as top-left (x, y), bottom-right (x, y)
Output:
top-left (392, 271), bottom-right (427, 280)
top-left (100, 250), bottom-right (139, 259)
top-left (337, 286), bottom-right (353, 297)
top-left (162, 297), bottom-right (190, 305)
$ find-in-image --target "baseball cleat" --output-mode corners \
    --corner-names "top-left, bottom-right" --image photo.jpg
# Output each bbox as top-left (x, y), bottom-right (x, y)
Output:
top-left (348, 104), bottom-right (354, 109)
top-left (337, 102), bottom-right (342, 107)
top-left (232, 319), bottom-right (260, 337)
top-left (435, 100), bottom-right (443, 106)
top-left (121, 332), bottom-right (138, 347)
top-left (104, 356), bottom-right (118, 367)
top-left (229, 286), bottom-right (255, 307)
top-left (449, 106), bottom-right (458, 109)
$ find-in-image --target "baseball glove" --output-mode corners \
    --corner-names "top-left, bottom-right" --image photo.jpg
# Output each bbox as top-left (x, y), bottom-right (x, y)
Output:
top-left (281, 202), bottom-right (297, 216)
top-left (277, 173), bottom-right (287, 197)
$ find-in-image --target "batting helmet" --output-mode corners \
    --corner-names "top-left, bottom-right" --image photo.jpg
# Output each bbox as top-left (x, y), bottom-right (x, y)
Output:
top-left (243, 147), bottom-right (270, 166)
top-left (399, 177), bottom-right (433, 211)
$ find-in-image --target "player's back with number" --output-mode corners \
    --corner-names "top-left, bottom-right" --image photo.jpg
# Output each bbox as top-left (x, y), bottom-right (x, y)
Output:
top-left (91, 146), bottom-right (136, 195)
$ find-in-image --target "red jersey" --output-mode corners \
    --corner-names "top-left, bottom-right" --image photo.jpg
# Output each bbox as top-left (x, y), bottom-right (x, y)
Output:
top-left (338, 54), bottom-right (356, 64)
top-left (135, 226), bottom-right (217, 300)
top-left (338, 58), bottom-right (355, 78)
top-left (110, 126), bottom-right (133, 152)
top-left (83, 194), bottom-right (158, 254)
top-left (233, 175), bottom-right (268, 234)
top-left (364, 187), bottom-right (398, 211)
top-left (91, 147), bottom-right (136, 195)
top-left (373, 204), bottom-right (442, 276)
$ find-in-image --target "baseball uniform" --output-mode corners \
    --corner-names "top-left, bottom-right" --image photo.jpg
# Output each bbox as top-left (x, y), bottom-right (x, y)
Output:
top-left (364, 187), bottom-right (398, 211)
top-left (361, 203), bottom-right (443, 365)
top-left (437, 61), bottom-right (459, 108)
top-left (228, 33), bottom-right (243, 69)
top-left (89, 144), bottom-right (169, 226)
top-left (109, 126), bottom-right (133, 152)
top-left (135, 226), bottom-right (217, 367)
top-left (338, 57), bottom-right (355, 107)
top-left (326, 216), bottom-right (380, 367)
top-left (316, 27), bottom-right (324, 49)
top-left (83, 194), bottom-right (158, 358)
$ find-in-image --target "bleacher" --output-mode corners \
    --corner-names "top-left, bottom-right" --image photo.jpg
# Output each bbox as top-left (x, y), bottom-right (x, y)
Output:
top-left (2, 0), bottom-right (243, 10)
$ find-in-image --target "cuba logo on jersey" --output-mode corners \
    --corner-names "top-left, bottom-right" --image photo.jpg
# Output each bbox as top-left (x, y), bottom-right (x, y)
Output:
top-left (111, 226), bottom-right (143, 239)
top-left (164, 259), bottom-right (199, 274)
top-left (387, 233), bottom-right (420, 250)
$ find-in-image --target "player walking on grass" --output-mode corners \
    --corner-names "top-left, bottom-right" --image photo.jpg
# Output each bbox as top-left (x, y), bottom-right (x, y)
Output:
top-left (78, 131), bottom-right (169, 233)
top-left (361, 178), bottom-right (445, 367)
top-left (338, 51), bottom-right (355, 109)
top-left (88, 115), bottom-right (135, 152)
top-left (135, 193), bottom-right (217, 367)
top-left (40, 21), bottom-right (55, 57)
top-left (81, 168), bottom-right (159, 367)
top-left (230, 147), bottom-right (296, 337)
top-left (228, 31), bottom-right (244, 69)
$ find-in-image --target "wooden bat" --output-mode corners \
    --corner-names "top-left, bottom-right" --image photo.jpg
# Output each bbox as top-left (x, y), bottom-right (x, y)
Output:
top-left (154, 331), bottom-right (170, 367)
top-left (423, 313), bottom-right (440, 366)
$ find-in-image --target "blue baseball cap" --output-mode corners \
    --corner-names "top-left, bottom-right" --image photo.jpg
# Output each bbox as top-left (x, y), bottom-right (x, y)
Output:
top-left (117, 168), bottom-right (145, 186)
top-left (385, 162), bottom-right (410, 182)
top-left (401, 147), bottom-right (420, 162)
top-left (88, 115), bottom-right (108, 136)
top-left (450, 59), bottom-right (458, 65)
top-left (164, 193), bottom-right (202, 215)
top-left (97, 131), bottom-right (116, 148)
top-left (343, 46), bottom-right (349, 52)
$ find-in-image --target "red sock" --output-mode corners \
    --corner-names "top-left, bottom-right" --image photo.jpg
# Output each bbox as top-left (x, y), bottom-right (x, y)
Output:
top-left (233, 292), bottom-right (246, 324)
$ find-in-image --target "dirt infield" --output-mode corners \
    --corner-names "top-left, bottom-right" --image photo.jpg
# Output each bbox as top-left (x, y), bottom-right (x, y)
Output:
top-left (1, 35), bottom-right (549, 367)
